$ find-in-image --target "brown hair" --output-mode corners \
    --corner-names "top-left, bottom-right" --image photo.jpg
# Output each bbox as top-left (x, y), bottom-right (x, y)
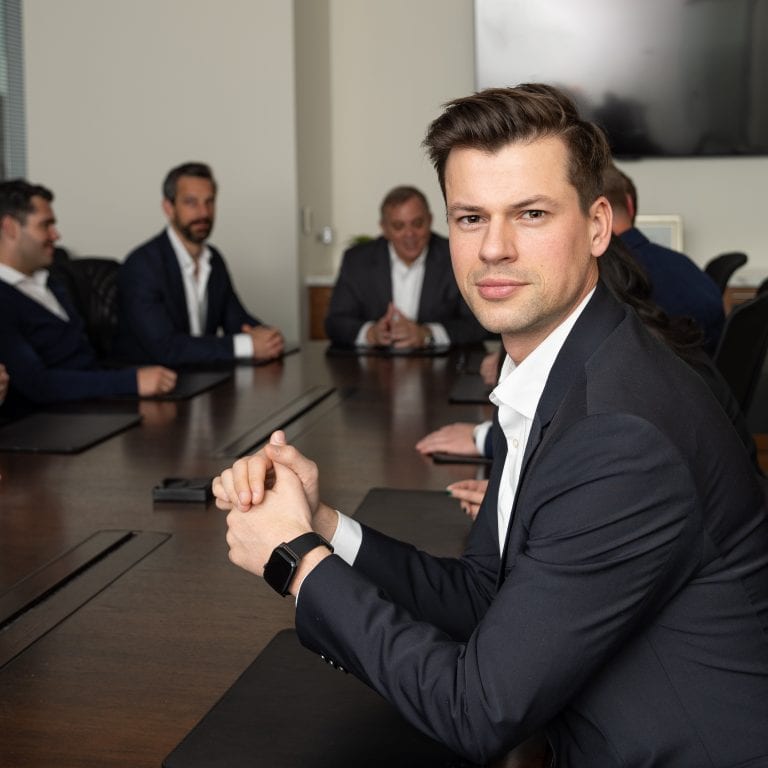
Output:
top-left (423, 84), bottom-right (611, 213)
top-left (603, 164), bottom-right (638, 223)
top-left (0, 179), bottom-right (54, 224)
top-left (162, 162), bottom-right (217, 203)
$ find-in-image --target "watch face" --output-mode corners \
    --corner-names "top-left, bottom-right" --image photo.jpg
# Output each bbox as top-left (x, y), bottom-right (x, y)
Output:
top-left (263, 547), bottom-right (296, 596)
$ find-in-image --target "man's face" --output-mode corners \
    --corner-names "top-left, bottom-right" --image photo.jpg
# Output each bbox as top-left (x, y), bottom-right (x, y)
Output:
top-left (164, 176), bottom-right (216, 245)
top-left (380, 195), bottom-right (432, 264)
top-left (16, 196), bottom-right (60, 275)
top-left (445, 136), bottom-right (611, 362)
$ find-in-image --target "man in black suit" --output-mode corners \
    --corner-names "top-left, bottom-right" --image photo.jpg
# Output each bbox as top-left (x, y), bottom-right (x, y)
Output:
top-left (0, 179), bottom-right (176, 406)
top-left (214, 86), bottom-right (768, 766)
top-left (114, 162), bottom-right (284, 366)
top-left (603, 164), bottom-right (725, 353)
top-left (324, 185), bottom-right (486, 348)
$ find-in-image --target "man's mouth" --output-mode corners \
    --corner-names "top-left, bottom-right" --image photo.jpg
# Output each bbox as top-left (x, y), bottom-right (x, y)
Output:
top-left (475, 278), bottom-right (527, 300)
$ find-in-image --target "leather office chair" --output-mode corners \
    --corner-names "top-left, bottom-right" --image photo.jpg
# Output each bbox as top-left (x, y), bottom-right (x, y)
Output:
top-left (713, 291), bottom-right (768, 415)
top-left (51, 257), bottom-right (121, 361)
top-left (756, 276), bottom-right (768, 297)
top-left (704, 251), bottom-right (748, 294)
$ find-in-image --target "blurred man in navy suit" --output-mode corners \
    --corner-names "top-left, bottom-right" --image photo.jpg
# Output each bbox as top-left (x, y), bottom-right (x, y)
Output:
top-left (114, 162), bottom-right (284, 366)
top-left (604, 164), bottom-right (724, 353)
top-left (0, 180), bottom-right (176, 406)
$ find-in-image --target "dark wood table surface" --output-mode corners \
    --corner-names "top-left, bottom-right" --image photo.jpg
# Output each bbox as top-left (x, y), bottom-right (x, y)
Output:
top-left (0, 342), bottom-right (494, 767)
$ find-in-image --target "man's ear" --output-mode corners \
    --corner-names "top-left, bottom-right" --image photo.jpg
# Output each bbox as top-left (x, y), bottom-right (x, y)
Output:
top-left (0, 214), bottom-right (21, 241)
top-left (624, 192), bottom-right (636, 221)
top-left (589, 196), bottom-right (613, 256)
top-left (161, 198), bottom-right (174, 221)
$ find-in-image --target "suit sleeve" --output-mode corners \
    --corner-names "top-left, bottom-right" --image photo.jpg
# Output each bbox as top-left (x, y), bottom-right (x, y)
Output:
top-left (418, 238), bottom-right (489, 345)
top-left (324, 253), bottom-right (370, 346)
top-left (295, 414), bottom-right (698, 764)
top-left (0, 321), bottom-right (137, 403)
top-left (208, 252), bottom-right (262, 334)
top-left (117, 250), bottom-right (236, 366)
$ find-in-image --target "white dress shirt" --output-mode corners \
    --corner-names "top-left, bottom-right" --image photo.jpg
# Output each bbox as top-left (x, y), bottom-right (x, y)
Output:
top-left (0, 263), bottom-right (69, 320)
top-left (355, 243), bottom-right (450, 346)
top-left (333, 288), bottom-right (596, 559)
top-left (166, 226), bottom-right (253, 358)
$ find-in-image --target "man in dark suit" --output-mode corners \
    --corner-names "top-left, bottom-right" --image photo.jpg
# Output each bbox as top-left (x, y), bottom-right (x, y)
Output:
top-left (604, 164), bottom-right (725, 353)
top-left (0, 180), bottom-right (177, 406)
top-left (324, 185), bottom-right (486, 348)
top-left (214, 86), bottom-right (768, 766)
top-left (113, 162), bottom-right (284, 366)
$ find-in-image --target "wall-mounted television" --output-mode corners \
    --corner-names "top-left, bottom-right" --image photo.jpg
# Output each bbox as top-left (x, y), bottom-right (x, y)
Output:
top-left (474, 0), bottom-right (768, 158)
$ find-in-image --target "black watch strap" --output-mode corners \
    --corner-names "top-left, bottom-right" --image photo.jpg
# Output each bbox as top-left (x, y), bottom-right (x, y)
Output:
top-left (263, 532), bottom-right (334, 597)
top-left (285, 531), bottom-right (334, 559)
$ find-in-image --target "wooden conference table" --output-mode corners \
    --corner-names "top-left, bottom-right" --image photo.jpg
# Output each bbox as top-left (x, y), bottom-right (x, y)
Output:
top-left (0, 343), bottom-right (499, 767)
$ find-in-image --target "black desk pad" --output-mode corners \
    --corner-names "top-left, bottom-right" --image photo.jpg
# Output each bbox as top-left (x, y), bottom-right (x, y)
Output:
top-left (235, 343), bottom-right (300, 366)
top-left (449, 373), bottom-right (492, 404)
top-left (326, 343), bottom-right (450, 358)
top-left (455, 347), bottom-right (492, 374)
top-left (162, 628), bottom-right (474, 768)
top-left (163, 491), bottom-right (475, 767)
top-left (431, 450), bottom-right (492, 466)
top-left (155, 369), bottom-right (233, 400)
top-left (0, 411), bottom-right (141, 454)
top-left (353, 488), bottom-right (473, 556)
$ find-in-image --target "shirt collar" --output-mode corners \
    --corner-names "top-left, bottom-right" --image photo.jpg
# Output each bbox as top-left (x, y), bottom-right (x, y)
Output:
top-left (0, 262), bottom-right (49, 288)
top-left (166, 224), bottom-right (211, 272)
top-left (490, 287), bottom-right (596, 420)
top-left (387, 241), bottom-right (427, 272)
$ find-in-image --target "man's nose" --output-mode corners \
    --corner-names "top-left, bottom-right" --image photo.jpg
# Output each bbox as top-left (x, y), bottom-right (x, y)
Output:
top-left (479, 220), bottom-right (516, 264)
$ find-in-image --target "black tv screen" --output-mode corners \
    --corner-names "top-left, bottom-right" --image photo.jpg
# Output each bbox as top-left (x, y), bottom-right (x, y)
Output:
top-left (474, 0), bottom-right (768, 158)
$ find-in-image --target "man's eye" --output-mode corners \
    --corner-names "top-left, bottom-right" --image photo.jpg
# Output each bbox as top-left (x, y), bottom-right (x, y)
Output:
top-left (523, 210), bottom-right (546, 220)
top-left (458, 215), bottom-right (482, 225)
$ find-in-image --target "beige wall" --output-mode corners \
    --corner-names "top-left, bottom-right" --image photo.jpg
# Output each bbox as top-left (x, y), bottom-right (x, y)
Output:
top-left (23, 0), bottom-right (300, 339)
top-left (328, 0), bottom-right (474, 257)
top-left (296, 0), bottom-right (475, 280)
top-left (616, 156), bottom-right (768, 283)
top-left (299, 0), bottom-right (768, 285)
top-left (23, 0), bottom-right (768, 346)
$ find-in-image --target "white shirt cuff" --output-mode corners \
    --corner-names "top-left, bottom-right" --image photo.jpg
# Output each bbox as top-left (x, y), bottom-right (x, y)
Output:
top-left (233, 332), bottom-right (254, 359)
top-left (426, 322), bottom-right (450, 346)
top-left (355, 322), bottom-right (374, 346)
top-left (330, 509), bottom-right (362, 565)
top-left (473, 420), bottom-right (492, 456)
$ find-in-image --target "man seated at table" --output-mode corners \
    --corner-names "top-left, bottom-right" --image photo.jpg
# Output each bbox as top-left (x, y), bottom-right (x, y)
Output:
top-left (0, 180), bottom-right (177, 407)
top-left (113, 162), bottom-right (284, 366)
top-left (324, 185), bottom-right (486, 348)
top-left (604, 163), bottom-right (724, 353)
top-left (215, 85), bottom-right (768, 766)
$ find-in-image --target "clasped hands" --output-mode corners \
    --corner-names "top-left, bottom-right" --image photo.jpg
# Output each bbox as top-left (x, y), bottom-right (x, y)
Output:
top-left (366, 302), bottom-right (430, 348)
top-left (213, 431), bottom-right (336, 592)
top-left (242, 323), bottom-right (285, 361)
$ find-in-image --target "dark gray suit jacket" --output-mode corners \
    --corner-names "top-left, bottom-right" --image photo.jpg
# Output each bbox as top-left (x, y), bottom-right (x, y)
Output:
top-left (113, 230), bottom-right (261, 366)
top-left (297, 282), bottom-right (768, 766)
top-left (324, 234), bottom-right (487, 346)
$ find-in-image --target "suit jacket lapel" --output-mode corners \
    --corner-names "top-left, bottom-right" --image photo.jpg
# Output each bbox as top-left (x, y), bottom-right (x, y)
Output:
top-left (204, 248), bottom-right (224, 334)
top-left (416, 235), bottom-right (441, 322)
top-left (159, 232), bottom-right (191, 333)
top-left (374, 239), bottom-right (393, 315)
top-left (496, 283), bottom-right (627, 582)
top-left (47, 275), bottom-right (81, 324)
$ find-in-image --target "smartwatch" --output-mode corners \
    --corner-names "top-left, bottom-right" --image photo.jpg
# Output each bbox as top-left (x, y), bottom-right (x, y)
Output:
top-left (263, 532), bottom-right (333, 596)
